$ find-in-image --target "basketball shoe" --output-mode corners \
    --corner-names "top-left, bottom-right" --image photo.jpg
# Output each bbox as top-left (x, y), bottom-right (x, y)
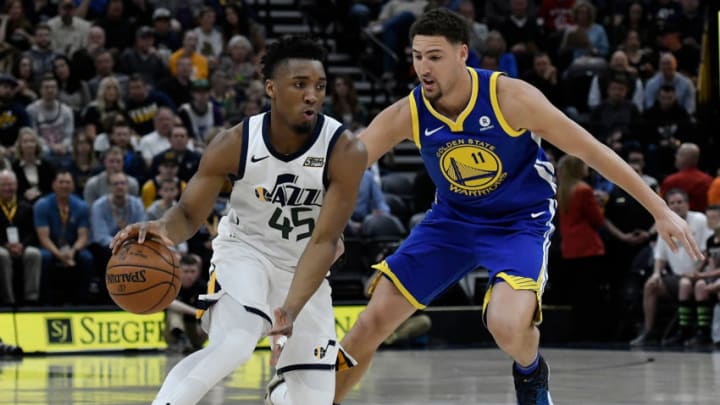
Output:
top-left (513, 356), bottom-right (553, 405)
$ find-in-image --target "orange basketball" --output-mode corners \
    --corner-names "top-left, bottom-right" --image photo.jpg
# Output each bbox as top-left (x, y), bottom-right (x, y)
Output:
top-left (106, 236), bottom-right (180, 314)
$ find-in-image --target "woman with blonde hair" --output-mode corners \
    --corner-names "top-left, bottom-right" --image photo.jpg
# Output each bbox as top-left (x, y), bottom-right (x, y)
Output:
top-left (557, 154), bottom-right (607, 340)
top-left (81, 76), bottom-right (126, 140)
top-left (11, 127), bottom-right (56, 202)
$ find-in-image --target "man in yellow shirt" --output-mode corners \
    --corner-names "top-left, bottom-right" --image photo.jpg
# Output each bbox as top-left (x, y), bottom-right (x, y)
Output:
top-left (169, 31), bottom-right (208, 80)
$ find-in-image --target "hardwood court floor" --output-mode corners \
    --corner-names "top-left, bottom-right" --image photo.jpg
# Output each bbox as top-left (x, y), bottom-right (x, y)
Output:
top-left (1, 348), bottom-right (718, 404)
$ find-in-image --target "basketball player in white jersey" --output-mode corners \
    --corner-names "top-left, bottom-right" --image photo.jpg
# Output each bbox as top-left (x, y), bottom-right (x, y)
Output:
top-left (111, 36), bottom-right (367, 405)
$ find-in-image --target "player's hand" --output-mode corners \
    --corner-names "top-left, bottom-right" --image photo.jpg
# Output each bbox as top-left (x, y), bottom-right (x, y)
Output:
top-left (110, 221), bottom-right (173, 254)
top-left (269, 334), bottom-right (287, 367)
top-left (268, 307), bottom-right (294, 338)
top-left (654, 208), bottom-right (704, 260)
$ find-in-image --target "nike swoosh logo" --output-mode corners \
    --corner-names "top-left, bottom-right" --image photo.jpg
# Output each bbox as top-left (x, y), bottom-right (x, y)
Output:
top-left (424, 126), bottom-right (443, 136)
top-left (530, 211), bottom-right (544, 219)
top-left (250, 155), bottom-right (269, 163)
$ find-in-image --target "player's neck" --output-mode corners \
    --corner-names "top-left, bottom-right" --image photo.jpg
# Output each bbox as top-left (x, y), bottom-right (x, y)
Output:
top-left (268, 117), bottom-right (314, 155)
top-left (432, 68), bottom-right (472, 119)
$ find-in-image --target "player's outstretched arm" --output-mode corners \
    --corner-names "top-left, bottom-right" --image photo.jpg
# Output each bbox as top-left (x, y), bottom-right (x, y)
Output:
top-left (110, 126), bottom-right (242, 253)
top-left (357, 97), bottom-right (414, 167)
top-left (496, 75), bottom-right (703, 260)
top-left (270, 132), bottom-right (368, 337)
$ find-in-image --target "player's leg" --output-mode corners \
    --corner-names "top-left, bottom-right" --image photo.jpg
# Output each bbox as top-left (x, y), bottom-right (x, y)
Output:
top-left (268, 369), bottom-right (335, 405)
top-left (334, 276), bottom-right (417, 402)
top-left (153, 294), bottom-right (266, 405)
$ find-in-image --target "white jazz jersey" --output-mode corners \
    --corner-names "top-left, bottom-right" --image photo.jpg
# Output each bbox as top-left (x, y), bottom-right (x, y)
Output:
top-left (219, 112), bottom-right (345, 271)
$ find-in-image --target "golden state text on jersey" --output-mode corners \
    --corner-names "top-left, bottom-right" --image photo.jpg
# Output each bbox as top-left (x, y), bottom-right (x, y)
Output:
top-left (409, 68), bottom-right (556, 221)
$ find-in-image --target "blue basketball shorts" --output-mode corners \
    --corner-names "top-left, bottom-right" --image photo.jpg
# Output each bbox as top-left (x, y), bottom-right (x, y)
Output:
top-left (369, 203), bottom-right (555, 324)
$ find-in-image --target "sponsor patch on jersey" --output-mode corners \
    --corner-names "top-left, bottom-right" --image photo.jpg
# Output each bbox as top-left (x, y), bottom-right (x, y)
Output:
top-left (303, 157), bottom-right (325, 167)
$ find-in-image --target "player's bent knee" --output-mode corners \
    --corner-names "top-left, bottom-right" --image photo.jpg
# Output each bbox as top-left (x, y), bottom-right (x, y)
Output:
top-left (486, 314), bottom-right (527, 349)
top-left (354, 309), bottom-right (397, 342)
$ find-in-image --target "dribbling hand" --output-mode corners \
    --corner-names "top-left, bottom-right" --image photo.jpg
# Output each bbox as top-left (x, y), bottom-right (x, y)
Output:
top-left (110, 221), bottom-right (174, 255)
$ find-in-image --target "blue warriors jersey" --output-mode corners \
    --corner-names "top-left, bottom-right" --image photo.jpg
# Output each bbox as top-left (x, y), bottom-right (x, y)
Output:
top-left (408, 68), bottom-right (556, 222)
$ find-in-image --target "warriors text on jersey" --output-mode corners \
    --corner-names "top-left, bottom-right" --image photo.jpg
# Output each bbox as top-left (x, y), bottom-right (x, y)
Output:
top-left (409, 68), bottom-right (556, 222)
top-left (219, 112), bottom-right (345, 270)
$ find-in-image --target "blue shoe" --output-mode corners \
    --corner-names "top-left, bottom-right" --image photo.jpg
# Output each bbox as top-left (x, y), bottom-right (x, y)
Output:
top-left (513, 356), bottom-right (553, 405)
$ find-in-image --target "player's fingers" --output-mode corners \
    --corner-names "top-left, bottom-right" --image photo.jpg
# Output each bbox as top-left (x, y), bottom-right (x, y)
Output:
top-left (110, 225), bottom-right (138, 253)
top-left (138, 223), bottom-right (148, 244)
top-left (662, 231), bottom-right (678, 253)
top-left (681, 229), bottom-right (704, 260)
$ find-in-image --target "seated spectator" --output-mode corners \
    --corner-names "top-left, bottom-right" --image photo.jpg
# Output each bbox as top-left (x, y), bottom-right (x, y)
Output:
top-left (47, 0), bottom-right (90, 56)
top-left (120, 27), bottom-right (169, 84)
top-left (34, 170), bottom-right (93, 305)
top-left (22, 23), bottom-right (56, 77)
top-left (193, 7), bottom-right (223, 67)
top-left (657, 24), bottom-right (699, 79)
top-left (12, 127), bottom-right (55, 203)
top-left (521, 52), bottom-right (562, 108)
top-left (87, 50), bottom-right (128, 99)
top-left (499, 0), bottom-right (540, 73)
top-left (82, 76), bottom-right (127, 141)
top-left (95, 0), bottom-right (132, 53)
top-left (106, 121), bottom-right (146, 183)
top-left (589, 74), bottom-right (641, 144)
top-left (627, 149), bottom-right (659, 192)
top-left (158, 56), bottom-right (193, 107)
top-left (458, 0), bottom-right (489, 55)
top-left (559, 1), bottom-right (609, 61)
top-left (209, 71), bottom-right (237, 121)
top-left (630, 189), bottom-right (712, 346)
top-left (324, 76), bottom-right (368, 133)
top-left (169, 31), bottom-right (208, 80)
top-left (53, 55), bottom-right (91, 120)
top-left (124, 75), bottom-right (175, 137)
top-left (588, 50), bottom-right (644, 112)
top-left (708, 170), bottom-right (720, 206)
top-left (644, 53), bottom-right (695, 115)
top-left (11, 55), bottom-right (38, 106)
top-left (146, 178), bottom-right (179, 221)
top-left (0, 170), bottom-right (41, 305)
top-left (83, 147), bottom-right (140, 206)
top-left (660, 143), bottom-right (712, 212)
top-left (483, 31), bottom-right (518, 77)
top-left (219, 35), bottom-right (256, 94)
top-left (178, 80), bottom-right (223, 144)
top-left (150, 125), bottom-right (200, 183)
top-left (347, 169), bottom-right (391, 235)
top-left (70, 26), bottom-right (106, 82)
top-left (643, 85), bottom-right (693, 177)
top-left (142, 152), bottom-right (187, 208)
top-left (220, 2), bottom-right (265, 54)
top-left (0, 0), bottom-right (34, 52)
top-left (164, 254), bottom-right (207, 353)
top-left (138, 108), bottom-right (175, 167)
top-left (66, 131), bottom-right (99, 195)
top-left (611, 2), bottom-right (654, 51)
top-left (152, 8), bottom-right (181, 61)
top-left (90, 172), bottom-right (145, 297)
top-left (26, 75), bottom-right (74, 163)
top-left (684, 204), bottom-right (720, 347)
top-left (0, 74), bottom-right (30, 149)
top-left (618, 29), bottom-right (656, 82)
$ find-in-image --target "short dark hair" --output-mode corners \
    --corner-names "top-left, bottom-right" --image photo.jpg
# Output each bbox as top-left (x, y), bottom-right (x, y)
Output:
top-left (707, 204), bottom-right (720, 213)
top-left (410, 8), bottom-right (469, 45)
top-left (261, 35), bottom-right (326, 80)
top-left (180, 254), bottom-right (200, 267)
top-left (53, 168), bottom-right (73, 181)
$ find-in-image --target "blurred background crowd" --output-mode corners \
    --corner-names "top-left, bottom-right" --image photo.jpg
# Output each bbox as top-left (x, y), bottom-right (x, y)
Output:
top-left (0, 0), bottom-right (719, 348)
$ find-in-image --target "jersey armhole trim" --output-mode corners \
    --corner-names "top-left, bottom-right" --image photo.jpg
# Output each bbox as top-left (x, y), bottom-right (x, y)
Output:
top-left (408, 91), bottom-right (421, 149)
top-left (323, 124), bottom-right (348, 189)
top-left (489, 71), bottom-right (527, 137)
top-left (236, 117), bottom-right (251, 180)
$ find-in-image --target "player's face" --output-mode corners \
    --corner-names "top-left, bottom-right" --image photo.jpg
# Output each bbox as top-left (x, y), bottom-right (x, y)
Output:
top-left (266, 59), bottom-right (326, 134)
top-left (412, 35), bottom-right (468, 102)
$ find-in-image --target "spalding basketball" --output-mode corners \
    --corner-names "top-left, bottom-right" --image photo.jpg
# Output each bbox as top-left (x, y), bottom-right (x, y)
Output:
top-left (106, 236), bottom-right (180, 314)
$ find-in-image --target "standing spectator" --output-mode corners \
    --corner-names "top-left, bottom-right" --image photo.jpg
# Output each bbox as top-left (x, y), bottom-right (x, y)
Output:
top-left (66, 132), bottom-right (99, 195)
top-left (178, 80), bottom-right (223, 144)
top-left (588, 50), bottom-right (644, 112)
top-left (138, 108), bottom-right (175, 166)
top-left (82, 76), bottom-right (126, 140)
top-left (70, 26), bottom-right (106, 82)
top-left (11, 128), bottom-right (55, 203)
top-left (34, 170), bottom-right (93, 305)
top-left (0, 74), bottom-right (29, 148)
top-left (660, 143), bottom-right (712, 212)
top-left (26, 75), bottom-right (75, 162)
top-left (556, 155), bottom-right (606, 339)
top-left (164, 254), bottom-right (207, 353)
top-left (46, 0), bottom-right (90, 56)
top-left (53, 55), bottom-right (91, 120)
top-left (150, 126), bottom-right (200, 183)
top-left (324, 76), bottom-right (368, 132)
top-left (124, 75), bottom-right (175, 137)
top-left (0, 170), bottom-right (41, 305)
top-left (83, 147), bottom-right (140, 206)
top-left (90, 171), bottom-right (145, 289)
top-left (120, 27), bottom-right (169, 84)
top-left (22, 23), bottom-right (56, 77)
top-left (158, 56), bottom-right (193, 107)
top-left (169, 31), bottom-right (209, 81)
top-left (644, 53), bottom-right (695, 115)
top-left (193, 7), bottom-right (223, 66)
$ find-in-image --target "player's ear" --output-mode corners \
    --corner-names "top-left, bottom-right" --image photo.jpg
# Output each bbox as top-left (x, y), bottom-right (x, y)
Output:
top-left (459, 43), bottom-right (468, 63)
top-left (265, 79), bottom-right (274, 98)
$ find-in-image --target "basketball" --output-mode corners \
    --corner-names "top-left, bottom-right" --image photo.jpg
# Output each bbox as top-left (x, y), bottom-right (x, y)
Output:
top-left (106, 236), bottom-right (180, 314)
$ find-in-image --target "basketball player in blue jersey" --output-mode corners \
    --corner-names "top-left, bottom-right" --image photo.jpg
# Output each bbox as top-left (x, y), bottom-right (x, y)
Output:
top-left (110, 36), bottom-right (367, 405)
top-left (269, 9), bottom-right (703, 405)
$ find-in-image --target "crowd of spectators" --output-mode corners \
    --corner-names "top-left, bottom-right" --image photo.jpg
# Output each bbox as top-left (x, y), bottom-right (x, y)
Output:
top-left (0, 0), bottom-right (717, 346)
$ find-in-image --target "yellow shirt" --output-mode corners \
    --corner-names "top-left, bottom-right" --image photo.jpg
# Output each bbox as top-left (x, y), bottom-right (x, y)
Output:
top-left (169, 51), bottom-right (208, 80)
